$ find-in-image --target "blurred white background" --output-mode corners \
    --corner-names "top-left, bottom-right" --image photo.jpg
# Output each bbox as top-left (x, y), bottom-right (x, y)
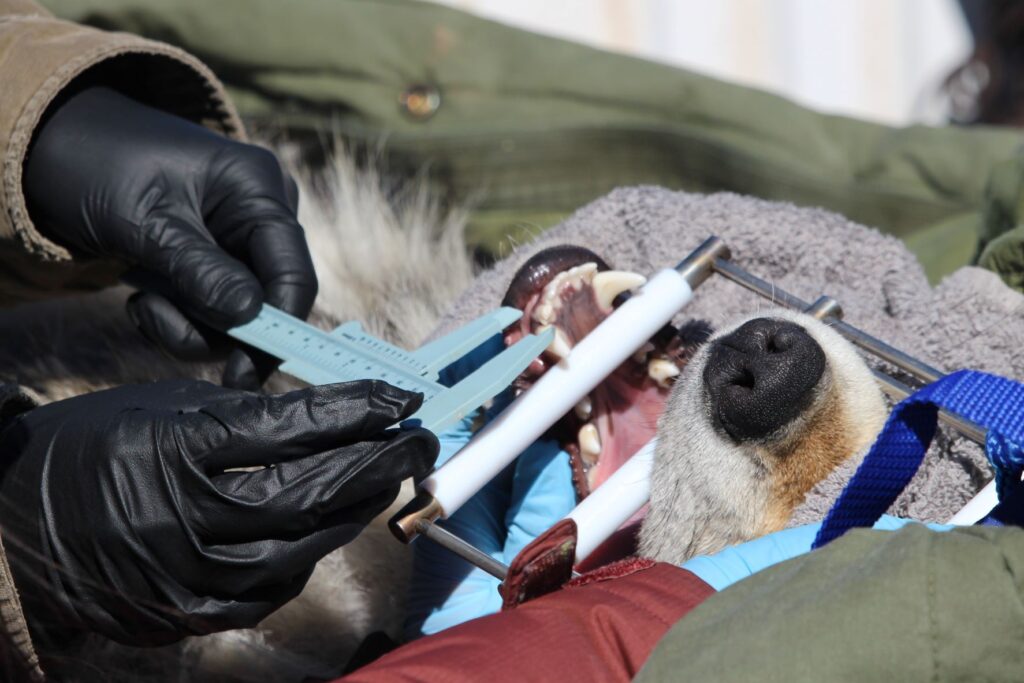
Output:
top-left (431, 0), bottom-right (971, 126)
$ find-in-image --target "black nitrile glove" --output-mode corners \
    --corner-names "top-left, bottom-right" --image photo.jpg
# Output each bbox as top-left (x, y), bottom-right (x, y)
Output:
top-left (23, 86), bottom-right (316, 389)
top-left (0, 380), bottom-right (437, 646)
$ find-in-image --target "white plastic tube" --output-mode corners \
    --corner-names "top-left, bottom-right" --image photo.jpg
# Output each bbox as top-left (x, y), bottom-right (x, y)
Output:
top-left (422, 269), bottom-right (694, 516)
top-left (948, 480), bottom-right (997, 525)
top-left (567, 438), bottom-right (656, 563)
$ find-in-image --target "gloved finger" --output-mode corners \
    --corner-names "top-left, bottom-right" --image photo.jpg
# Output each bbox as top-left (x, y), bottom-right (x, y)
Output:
top-left (193, 428), bottom-right (437, 541)
top-left (221, 212), bottom-right (317, 388)
top-left (502, 439), bottom-right (576, 563)
top-left (405, 426), bottom-right (514, 638)
top-left (206, 148), bottom-right (317, 389)
top-left (206, 145), bottom-right (318, 322)
top-left (178, 487), bottom-right (399, 598)
top-left (126, 291), bottom-right (228, 361)
top-left (176, 381), bottom-right (427, 472)
top-left (222, 347), bottom-right (272, 391)
top-left (129, 213), bottom-right (264, 330)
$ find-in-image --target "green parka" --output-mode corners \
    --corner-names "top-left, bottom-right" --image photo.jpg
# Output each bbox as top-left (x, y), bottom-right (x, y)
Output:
top-left (637, 524), bottom-right (1024, 682)
top-left (40, 0), bottom-right (1024, 290)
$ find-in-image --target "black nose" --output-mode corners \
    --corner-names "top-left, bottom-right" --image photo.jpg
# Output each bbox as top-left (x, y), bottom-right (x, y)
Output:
top-left (703, 318), bottom-right (826, 442)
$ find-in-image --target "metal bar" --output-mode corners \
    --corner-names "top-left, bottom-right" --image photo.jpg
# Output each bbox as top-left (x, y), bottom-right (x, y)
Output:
top-left (712, 258), bottom-right (943, 384)
top-left (713, 257), bottom-right (986, 444)
top-left (871, 369), bottom-right (987, 445)
top-left (416, 520), bottom-right (510, 581)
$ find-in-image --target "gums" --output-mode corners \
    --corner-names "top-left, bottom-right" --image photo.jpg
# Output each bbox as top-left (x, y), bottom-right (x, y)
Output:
top-left (501, 246), bottom-right (711, 499)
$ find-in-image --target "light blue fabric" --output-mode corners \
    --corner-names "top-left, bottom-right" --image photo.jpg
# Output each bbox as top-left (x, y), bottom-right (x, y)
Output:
top-left (683, 515), bottom-right (953, 591)
top-left (404, 337), bottom-right (577, 638)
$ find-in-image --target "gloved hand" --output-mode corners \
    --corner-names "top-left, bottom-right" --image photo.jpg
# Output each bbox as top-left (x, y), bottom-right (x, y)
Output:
top-left (682, 515), bottom-right (953, 590)
top-left (23, 86), bottom-right (316, 389)
top-left (405, 337), bottom-right (577, 637)
top-left (0, 379), bottom-right (438, 646)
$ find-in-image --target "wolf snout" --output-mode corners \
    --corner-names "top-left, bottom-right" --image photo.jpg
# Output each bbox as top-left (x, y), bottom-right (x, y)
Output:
top-left (703, 318), bottom-right (826, 442)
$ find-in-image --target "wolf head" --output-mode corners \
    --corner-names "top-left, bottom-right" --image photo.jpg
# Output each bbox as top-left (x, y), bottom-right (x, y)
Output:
top-left (638, 309), bottom-right (887, 564)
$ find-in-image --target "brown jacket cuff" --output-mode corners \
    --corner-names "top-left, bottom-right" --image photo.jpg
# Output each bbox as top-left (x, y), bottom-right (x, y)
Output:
top-left (0, 3), bottom-right (245, 303)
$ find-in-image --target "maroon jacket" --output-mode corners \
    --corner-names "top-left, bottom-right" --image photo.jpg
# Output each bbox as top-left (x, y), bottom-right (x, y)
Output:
top-left (340, 559), bottom-right (714, 682)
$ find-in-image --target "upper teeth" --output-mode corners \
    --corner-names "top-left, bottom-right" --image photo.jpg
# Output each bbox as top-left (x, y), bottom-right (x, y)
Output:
top-left (579, 423), bottom-right (602, 464)
top-left (541, 325), bottom-right (573, 361)
top-left (648, 358), bottom-right (680, 388)
top-left (575, 396), bottom-right (592, 420)
top-left (592, 271), bottom-right (646, 310)
top-left (533, 302), bottom-right (555, 325)
top-left (540, 262), bottom-right (599, 306)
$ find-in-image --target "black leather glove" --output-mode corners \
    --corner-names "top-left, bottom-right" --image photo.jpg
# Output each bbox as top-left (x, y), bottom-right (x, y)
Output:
top-left (24, 86), bottom-right (316, 389)
top-left (0, 380), bottom-right (437, 646)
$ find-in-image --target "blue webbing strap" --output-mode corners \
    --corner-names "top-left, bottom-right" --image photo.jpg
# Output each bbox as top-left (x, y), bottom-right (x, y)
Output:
top-left (813, 370), bottom-right (1024, 548)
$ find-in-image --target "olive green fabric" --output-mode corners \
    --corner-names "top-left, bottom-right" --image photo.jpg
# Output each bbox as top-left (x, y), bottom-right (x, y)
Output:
top-left (40, 0), bottom-right (1024, 288)
top-left (636, 524), bottom-right (1024, 682)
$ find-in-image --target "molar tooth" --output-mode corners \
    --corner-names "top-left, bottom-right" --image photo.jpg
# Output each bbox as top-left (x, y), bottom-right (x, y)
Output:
top-left (593, 271), bottom-right (647, 309)
top-left (648, 358), bottom-right (681, 388)
top-left (567, 262), bottom-right (598, 287)
top-left (578, 423), bottom-right (602, 464)
top-left (578, 263), bottom-right (598, 282)
top-left (542, 326), bottom-right (573, 361)
top-left (632, 342), bottom-right (655, 364)
top-left (533, 302), bottom-right (555, 325)
top-left (543, 272), bottom-right (569, 301)
top-left (575, 396), bottom-right (593, 421)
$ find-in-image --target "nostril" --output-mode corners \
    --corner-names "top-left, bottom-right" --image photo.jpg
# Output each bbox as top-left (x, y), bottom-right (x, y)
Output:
top-left (703, 318), bottom-right (827, 442)
top-left (731, 368), bottom-right (755, 389)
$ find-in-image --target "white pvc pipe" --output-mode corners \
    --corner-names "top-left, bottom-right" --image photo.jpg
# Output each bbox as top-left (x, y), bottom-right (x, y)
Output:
top-left (948, 480), bottom-right (997, 525)
top-left (567, 438), bottom-right (656, 563)
top-left (422, 269), bottom-right (694, 516)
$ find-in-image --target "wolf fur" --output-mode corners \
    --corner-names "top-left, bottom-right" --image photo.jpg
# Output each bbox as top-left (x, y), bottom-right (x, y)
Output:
top-left (638, 310), bottom-right (887, 565)
top-left (4, 150), bottom-right (1024, 679)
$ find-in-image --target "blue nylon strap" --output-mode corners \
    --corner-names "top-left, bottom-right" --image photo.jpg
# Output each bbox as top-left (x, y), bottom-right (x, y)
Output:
top-left (813, 370), bottom-right (1024, 548)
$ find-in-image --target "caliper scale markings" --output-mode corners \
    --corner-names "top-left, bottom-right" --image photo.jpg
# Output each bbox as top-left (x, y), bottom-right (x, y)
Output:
top-left (229, 304), bottom-right (554, 432)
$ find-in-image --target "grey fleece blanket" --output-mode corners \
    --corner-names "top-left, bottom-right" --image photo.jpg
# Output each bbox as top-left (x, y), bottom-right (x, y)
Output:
top-left (434, 187), bottom-right (1024, 524)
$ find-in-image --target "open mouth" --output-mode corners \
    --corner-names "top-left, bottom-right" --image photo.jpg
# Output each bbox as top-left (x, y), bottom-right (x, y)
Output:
top-left (501, 246), bottom-right (711, 499)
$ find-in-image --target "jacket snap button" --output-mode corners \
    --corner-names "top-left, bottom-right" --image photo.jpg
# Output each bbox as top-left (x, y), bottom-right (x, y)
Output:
top-left (399, 84), bottom-right (441, 120)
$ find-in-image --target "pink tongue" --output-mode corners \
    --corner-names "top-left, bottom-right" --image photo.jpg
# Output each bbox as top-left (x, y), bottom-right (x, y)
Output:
top-left (586, 373), bottom-right (667, 491)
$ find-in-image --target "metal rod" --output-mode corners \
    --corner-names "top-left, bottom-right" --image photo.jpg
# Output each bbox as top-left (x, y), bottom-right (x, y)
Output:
top-left (390, 491), bottom-right (444, 543)
top-left (675, 236), bottom-right (732, 288)
top-left (416, 520), bottom-right (510, 581)
top-left (712, 258), bottom-right (943, 384)
top-left (716, 258), bottom-right (986, 445)
top-left (871, 369), bottom-right (987, 445)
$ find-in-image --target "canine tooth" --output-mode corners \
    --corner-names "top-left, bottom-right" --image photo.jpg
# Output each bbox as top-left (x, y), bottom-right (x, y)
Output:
top-left (648, 358), bottom-right (680, 387)
top-left (533, 302), bottom-right (555, 325)
top-left (632, 342), bottom-right (655, 364)
top-left (578, 423), bottom-right (602, 464)
top-left (593, 271), bottom-right (647, 309)
top-left (575, 396), bottom-right (593, 420)
top-left (543, 326), bottom-right (573, 361)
